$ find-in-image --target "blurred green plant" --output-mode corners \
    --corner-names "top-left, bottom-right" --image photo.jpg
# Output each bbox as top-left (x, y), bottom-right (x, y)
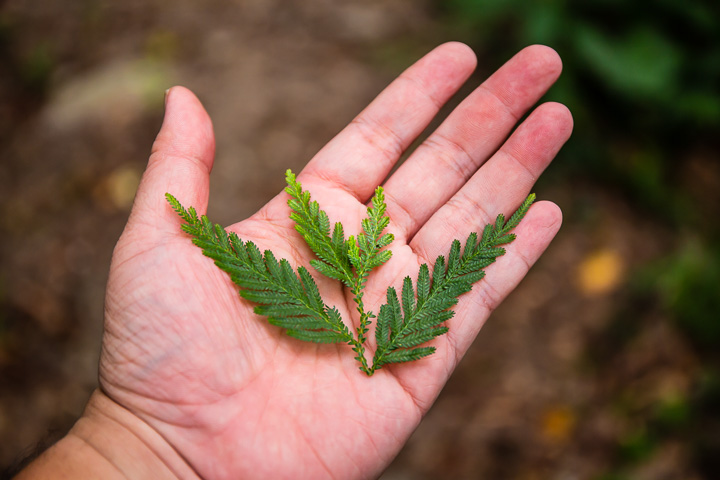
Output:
top-left (20, 44), bottom-right (54, 93)
top-left (0, 14), bottom-right (54, 95)
top-left (653, 392), bottom-right (691, 430)
top-left (436, 0), bottom-right (720, 225)
top-left (636, 239), bottom-right (720, 350)
top-left (618, 426), bottom-right (657, 463)
top-left (587, 240), bottom-right (720, 476)
top-left (0, 13), bottom-right (55, 142)
top-left (656, 241), bottom-right (720, 348)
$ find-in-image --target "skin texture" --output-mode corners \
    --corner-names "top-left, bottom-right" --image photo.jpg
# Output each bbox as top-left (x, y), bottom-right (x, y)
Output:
top-left (17, 43), bottom-right (572, 480)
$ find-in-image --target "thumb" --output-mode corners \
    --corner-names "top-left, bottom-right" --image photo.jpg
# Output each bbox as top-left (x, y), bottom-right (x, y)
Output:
top-left (128, 86), bottom-right (215, 236)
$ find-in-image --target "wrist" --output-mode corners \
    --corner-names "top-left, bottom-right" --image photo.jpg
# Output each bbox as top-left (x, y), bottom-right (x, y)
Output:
top-left (15, 389), bottom-right (201, 480)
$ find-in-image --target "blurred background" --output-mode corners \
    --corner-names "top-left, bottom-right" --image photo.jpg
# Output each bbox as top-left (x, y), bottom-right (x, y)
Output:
top-left (1, 0), bottom-right (718, 478)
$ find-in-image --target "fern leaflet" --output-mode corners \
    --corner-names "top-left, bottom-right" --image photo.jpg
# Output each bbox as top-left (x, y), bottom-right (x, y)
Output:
top-left (371, 194), bottom-right (535, 372)
top-left (284, 171), bottom-right (394, 373)
top-left (285, 170), bottom-right (355, 287)
top-left (166, 193), bottom-right (353, 344)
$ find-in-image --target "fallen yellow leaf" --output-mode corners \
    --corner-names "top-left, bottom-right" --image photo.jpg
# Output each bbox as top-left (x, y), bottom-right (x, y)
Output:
top-left (541, 405), bottom-right (576, 443)
top-left (577, 248), bottom-right (624, 295)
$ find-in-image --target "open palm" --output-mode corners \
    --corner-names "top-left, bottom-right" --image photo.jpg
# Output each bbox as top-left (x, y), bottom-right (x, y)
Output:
top-left (98, 43), bottom-right (572, 480)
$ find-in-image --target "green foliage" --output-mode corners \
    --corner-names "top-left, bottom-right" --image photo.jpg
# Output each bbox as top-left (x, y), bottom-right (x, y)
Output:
top-left (437, 0), bottom-right (720, 226)
top-left (167, 171), bottom-right (533, 375)
top-left (285, 170), bottom-right (355, 288)
top-left (372, 195), bottom-right (534, 372)
top-left (166, 192), bottom-right (354, 344)
top-left (284, 170), bottom-right (395, 372)
top-left (636, 239), bottom-right (720, 350)
top-left (617, 427), bottom-right (657, 464)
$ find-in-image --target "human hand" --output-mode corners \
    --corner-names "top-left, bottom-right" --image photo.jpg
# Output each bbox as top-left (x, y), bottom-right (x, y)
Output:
top-left (17, 43), bottom-right (572, 480)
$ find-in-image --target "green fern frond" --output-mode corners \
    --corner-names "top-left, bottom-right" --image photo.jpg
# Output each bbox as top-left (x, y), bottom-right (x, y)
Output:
top-left (285, 170), bottom-right (354, 287)
top-left (350, 186), bottom-right (395, 272)
top-left (282, 172), bottom-right (394, 374)
top-left (370, 195), bottom-right (535, 372)
top-left (165, 193), bottom-right (353, 345)
top-left (167, 181), bottom-right (535, 376)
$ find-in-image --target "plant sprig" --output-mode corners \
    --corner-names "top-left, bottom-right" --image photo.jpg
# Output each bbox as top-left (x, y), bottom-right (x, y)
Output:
top-left (283, 170), bottom-right (394, 373)
top-left (166, 193), bottom-right (353, 344)
top-left (371, 193), bottom-right (535, 373)
top-left (167, 170), bottom-right (534, 376)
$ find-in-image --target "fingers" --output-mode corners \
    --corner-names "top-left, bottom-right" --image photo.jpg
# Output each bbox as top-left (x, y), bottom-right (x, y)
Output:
top-left (383, 45), bottom-right (563, 240)
top-left (392, 201), bottom-right (563, 403)
top-left (383, 101), bottom-right (571, 395)
top-left (410, 102), bottom-right (573, 261)
top-left (298, 42), bottom-right (477, 202)
top-left (128, 87), bottom-right (215, 235)
top-left (446, 202), bottom-right (562, 362)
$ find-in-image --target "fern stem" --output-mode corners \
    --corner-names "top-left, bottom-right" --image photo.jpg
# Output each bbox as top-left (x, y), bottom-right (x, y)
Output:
top-left (369, 195), bottom-right (534, 374)
top-left (349, 280), bottom-right (373, 374)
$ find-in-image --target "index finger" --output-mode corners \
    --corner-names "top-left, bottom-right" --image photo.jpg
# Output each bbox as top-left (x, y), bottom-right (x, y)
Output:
top-left (297, 42), bottom-right (477, 202)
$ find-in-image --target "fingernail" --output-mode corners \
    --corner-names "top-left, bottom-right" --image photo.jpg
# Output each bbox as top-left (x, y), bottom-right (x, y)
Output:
top-left (164, 87), bottom-right (172, 106)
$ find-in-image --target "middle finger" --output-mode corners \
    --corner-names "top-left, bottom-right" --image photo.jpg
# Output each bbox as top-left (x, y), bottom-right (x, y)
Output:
top-left (382, 45), bottom-right (563, 241)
